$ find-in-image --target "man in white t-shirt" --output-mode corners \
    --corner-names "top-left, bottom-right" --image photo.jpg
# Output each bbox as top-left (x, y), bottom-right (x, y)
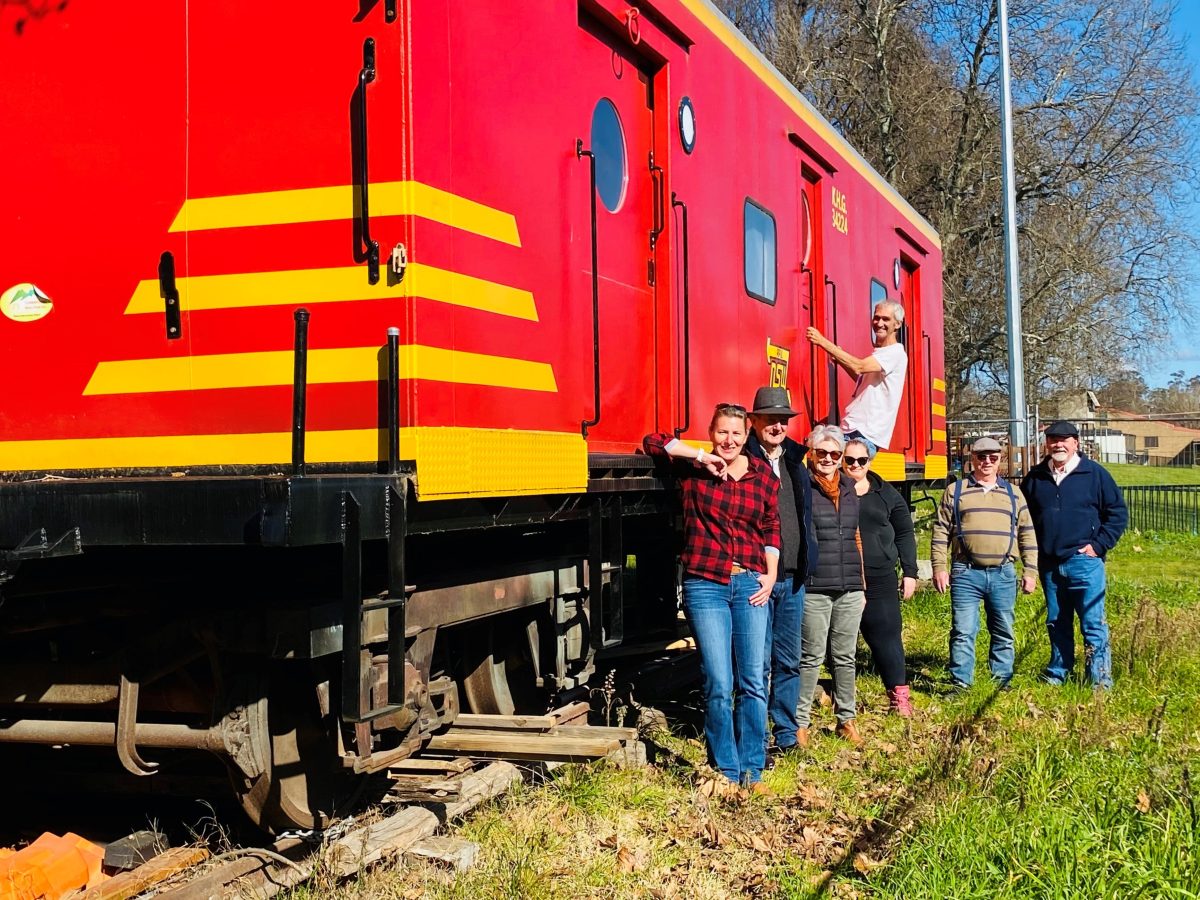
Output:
top-left (805, 300), bottom-right (908, 455)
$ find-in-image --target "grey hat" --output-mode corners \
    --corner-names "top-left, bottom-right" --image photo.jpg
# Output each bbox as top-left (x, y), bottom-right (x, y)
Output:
top-left (971, 436), bottom-right (1003, 453)
top-left (750, 386), bottom-right (797, 417)
top-left (1045, 420), bottom-right (1079, 438)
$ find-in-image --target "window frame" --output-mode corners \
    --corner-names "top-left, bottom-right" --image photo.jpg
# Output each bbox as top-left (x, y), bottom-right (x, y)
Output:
top-left (743, 197), bottom-right (778, 306)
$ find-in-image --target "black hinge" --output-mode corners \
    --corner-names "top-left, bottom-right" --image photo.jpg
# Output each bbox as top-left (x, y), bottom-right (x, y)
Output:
top-left (159, 252), bottom-right (182, 340)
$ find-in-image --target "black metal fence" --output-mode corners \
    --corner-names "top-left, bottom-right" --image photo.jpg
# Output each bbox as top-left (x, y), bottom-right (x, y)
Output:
top-left (1122, 485), bottom-right (1200, 534)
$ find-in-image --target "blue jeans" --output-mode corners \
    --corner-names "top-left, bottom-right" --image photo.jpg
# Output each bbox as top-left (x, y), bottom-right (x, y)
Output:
top-left (763, 579), bottom-right (805, 748)
top-left (683, 572), bottom-right (770, 784)
top-left (1041, 554), bottom-right (1111, 687)
top-left (948, 561), bottom-right (1016, 686)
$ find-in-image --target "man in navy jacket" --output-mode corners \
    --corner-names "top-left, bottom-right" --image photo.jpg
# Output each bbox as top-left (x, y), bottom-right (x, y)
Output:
top-left (1021, 421), bottom-right (1128, 687)
top-left (745, 386), bottom-right (818, 753)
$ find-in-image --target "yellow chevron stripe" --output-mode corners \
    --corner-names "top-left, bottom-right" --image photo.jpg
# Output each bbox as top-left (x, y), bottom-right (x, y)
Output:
top-left (83, 346), bottom-right (557, 396)
top-left (931, 402), bottom-right (946, 417)
top-left (933, 378), bottom-right (946, 392)
top-left (169, 181), bottom-right (521, 246)
top-left (679, 0), bottom-right (939, 250)
top-left (871, 451), bottom-right (906, 482)
top-left (0, 427), bottom-right (586, 499)
top-left (924, 454), bottom-right (948, 480)
top-left (123, 263), bottom-right (537, 321)
top-left (932, 429), bottom-right (947, 442)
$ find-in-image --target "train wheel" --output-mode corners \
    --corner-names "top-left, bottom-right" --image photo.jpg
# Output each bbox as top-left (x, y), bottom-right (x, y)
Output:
top-left (460, 620), bottom-right (543, 716)
top-left (231, 663), bottom-right (361, 834)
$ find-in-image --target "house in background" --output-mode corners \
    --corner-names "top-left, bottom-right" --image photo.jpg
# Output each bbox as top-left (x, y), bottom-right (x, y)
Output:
top-left (1091, 408), bottom-right (1200, 467)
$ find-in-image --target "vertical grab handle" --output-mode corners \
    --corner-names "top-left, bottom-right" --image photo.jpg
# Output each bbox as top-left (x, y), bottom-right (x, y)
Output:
top-left (825, 276), bottom-right (839, 425)
top-left (801, 265), bottom-right (816, 423)
top-left (649, 152), bottom-right (665, 248)
top-left (924, 332), bottom-right (934, 453)
top-left (358, 38), bottom-right (380, 285)
top-left (671, 193), bottom-right (691, 438)
top-left (577, 140), bottom-right (601, 437)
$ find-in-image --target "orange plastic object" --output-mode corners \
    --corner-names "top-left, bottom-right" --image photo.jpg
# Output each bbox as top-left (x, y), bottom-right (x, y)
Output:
top-left (0, 833), bottom-right (106, 900)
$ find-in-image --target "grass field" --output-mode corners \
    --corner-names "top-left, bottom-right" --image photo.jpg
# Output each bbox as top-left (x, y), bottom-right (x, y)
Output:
top-left (302, 532), bottom-right (1200, 899)
top-left (1100, 463), bottom-right (1200, 485)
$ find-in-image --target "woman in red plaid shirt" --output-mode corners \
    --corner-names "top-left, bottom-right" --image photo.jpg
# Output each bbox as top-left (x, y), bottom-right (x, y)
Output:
top-left (644, 403), bottom-right (781, 794)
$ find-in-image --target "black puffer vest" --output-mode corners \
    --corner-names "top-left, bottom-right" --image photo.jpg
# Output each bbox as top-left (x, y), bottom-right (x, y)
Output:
top-left (806, 469), bottom-right (865, 593)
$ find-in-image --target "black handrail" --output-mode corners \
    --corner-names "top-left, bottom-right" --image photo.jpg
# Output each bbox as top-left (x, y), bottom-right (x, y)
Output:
top-left (671, 193), bottom-right (691, 438)
top-left (158, 251), bottom-right (181, 341)
top-left (649, 153), bottom-right (665, 249)
top-left (358, 38), bottom-right (380, 285)
top-left (387, 326), bottom-right (400, 474)
top-left (923, 332), bottom-right (934, 453)
top-left (292, 308), bottom-right (310, 477)
top-left (801, 264), bottom-right (816, 424)
top-left (577, 140), bottom-right (601, 437)
top-left (825, 276), bottom-right (839, 425)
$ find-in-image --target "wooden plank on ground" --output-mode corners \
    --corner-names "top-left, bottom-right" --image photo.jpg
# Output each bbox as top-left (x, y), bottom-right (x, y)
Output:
top-left (426, 730), bottom-right (619, 760)
top-left (556, 725), bottom-right (638, 741)
top-left (81, 846), bottom-right (210, 900)
top-left (451, 713), bottom-right (559, 731)
top-left (387, 756), bottom-right (474, 775)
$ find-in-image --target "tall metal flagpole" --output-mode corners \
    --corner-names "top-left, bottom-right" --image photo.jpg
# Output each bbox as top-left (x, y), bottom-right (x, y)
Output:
top-left (998, 0), bottom-right (1028, 458)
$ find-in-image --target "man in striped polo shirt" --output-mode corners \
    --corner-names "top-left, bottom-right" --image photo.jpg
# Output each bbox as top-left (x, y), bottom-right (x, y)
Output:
top-left (932, 437), bottom-right (1038, 689)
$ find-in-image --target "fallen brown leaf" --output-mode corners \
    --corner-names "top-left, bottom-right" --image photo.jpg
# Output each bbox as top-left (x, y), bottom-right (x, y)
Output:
top-left (852, 852), bottom-right (885, 874)
top-left (1136, 790), bottom-right (1152, 813)
top-left (749, 832), bottom-right (773, 853)
top-left (616, 846), bottom-right (640, 873)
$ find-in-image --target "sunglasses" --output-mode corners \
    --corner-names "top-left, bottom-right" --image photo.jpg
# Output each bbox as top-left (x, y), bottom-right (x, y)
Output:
top-left (813, 448), bottom-right (842, 460)
top-left (714, 403), bottom-right (747, 414)
top-left (974, 452), bottom-right (1002, 462)
top-left (844, 456), bottom-right (870, 467)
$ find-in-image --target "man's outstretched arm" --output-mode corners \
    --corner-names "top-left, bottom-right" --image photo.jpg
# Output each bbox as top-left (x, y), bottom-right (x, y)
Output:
top-left (806, 326), bottom-right (882, 378)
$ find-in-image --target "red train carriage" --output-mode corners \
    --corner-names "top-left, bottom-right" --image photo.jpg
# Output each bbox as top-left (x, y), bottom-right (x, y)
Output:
top-left (0, 0), bottom-right (945, 831)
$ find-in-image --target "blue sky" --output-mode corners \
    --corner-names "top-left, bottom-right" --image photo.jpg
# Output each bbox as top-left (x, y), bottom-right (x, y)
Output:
top-left (1143, 4), bottom-right (1200, 386)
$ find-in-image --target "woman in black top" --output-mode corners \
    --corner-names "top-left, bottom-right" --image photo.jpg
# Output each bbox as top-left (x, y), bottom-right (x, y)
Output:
top-left (843, 439), bottom-right (918, 716)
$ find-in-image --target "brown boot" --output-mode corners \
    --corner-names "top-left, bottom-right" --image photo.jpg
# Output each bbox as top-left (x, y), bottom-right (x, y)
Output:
top-left (749, 780), bottom-right (775, 798)
top-left (835, 720), bottom-right (864, 747)
top-left (795, 727), bottom-right (811, 749)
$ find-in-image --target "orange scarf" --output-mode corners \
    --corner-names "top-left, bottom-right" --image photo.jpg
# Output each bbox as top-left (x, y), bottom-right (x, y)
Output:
top-left (808, 459), bottom-right (841, 509)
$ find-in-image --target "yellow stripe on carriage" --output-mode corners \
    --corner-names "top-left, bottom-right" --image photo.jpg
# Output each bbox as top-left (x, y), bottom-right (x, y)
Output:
top-left (932, 378), bottom-right (946, 392)
top-left (83, 346), bottom-right (558, 395)
top-left (931, 402), bottom-right (946, 417)
top-left (0, 427), bottom-right (586, 499)
top-left (168, 181), bottom-right (521, 246)
top-left (123, 263), bottom-right (538, 321)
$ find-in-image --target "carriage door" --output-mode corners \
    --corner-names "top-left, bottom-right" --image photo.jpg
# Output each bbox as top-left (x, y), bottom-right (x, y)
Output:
top-left (572, 16), bottom-right (660, 448)
top-left (797, 169), bottom-right (827, 431)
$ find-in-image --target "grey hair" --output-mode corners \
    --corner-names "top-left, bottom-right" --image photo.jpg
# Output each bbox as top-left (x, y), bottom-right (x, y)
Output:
top-left (807, 425), bottom-right (847, 451)
top-left (845, 437), bottom-right (876, 460)
top-left (874, 299), bottom-right (904, 323)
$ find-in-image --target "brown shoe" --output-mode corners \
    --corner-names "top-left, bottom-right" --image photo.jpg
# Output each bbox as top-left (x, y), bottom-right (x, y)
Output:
top-left (749, 780), bottom-right (775, 798)
top-left (795, 727), bottom-right (811, 749)
top-left (835, 720), bottom-right (864, 747)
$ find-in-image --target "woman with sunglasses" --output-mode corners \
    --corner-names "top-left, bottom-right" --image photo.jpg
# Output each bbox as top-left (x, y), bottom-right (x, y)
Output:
top-left (643, 403), bottom-right (780, 792)
top-left (843, 440), bottom-right (918, 716)
top-left (796, 425), bottom-right (867, 747)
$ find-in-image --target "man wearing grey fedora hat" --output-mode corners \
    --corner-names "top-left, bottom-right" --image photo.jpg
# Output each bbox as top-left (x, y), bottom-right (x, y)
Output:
top-left (745, 386), bottom-right (819, 755)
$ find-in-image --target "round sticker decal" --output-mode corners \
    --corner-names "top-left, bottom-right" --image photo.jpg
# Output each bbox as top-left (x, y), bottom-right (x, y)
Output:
top-left (1, 283), bottom-right (53, 323)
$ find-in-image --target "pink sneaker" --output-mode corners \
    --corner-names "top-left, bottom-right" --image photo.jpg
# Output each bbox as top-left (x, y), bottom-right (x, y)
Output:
top-left (888, 685), bottom-right (914, 717)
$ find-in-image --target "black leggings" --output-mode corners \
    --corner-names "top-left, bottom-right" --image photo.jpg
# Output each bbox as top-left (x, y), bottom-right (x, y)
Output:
top-left (860, 573), bottom-right (907, 689)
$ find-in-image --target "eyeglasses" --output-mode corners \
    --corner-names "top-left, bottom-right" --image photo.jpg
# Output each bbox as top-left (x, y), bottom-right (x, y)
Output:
top-left (844, 456), bottom-right (870, 467)
top-left (813, 448), bottom-right (842, 460)
top-left (714, 403), bottom-right (746, 414)
top-left (974, 452), bottom-right (1002, 462)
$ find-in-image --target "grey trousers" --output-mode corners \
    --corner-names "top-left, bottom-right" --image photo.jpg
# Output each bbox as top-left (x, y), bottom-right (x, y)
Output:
top-left (797, 589), bottom-right (866, 726)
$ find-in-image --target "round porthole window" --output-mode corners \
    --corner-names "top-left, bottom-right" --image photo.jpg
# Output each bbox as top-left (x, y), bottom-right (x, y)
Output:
top-left (678, 96), bottom-right (696, 154)
top-left (590, 98), bottom-right (627, 213)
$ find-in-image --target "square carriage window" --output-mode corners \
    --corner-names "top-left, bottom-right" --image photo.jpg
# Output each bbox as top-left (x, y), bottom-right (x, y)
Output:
top-left (744, 199), bottom-right (777, 304)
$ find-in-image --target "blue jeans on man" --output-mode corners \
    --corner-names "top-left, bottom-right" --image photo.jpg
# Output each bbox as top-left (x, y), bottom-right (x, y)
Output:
top-left (1041, 554), bottom-right (1111, 687)
top-left (948, 561), bottom-right (1016, 686)
top-left (683, 571), bottom-right (770, 784)
top-left (763, 579), bottom-right (805, 749)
